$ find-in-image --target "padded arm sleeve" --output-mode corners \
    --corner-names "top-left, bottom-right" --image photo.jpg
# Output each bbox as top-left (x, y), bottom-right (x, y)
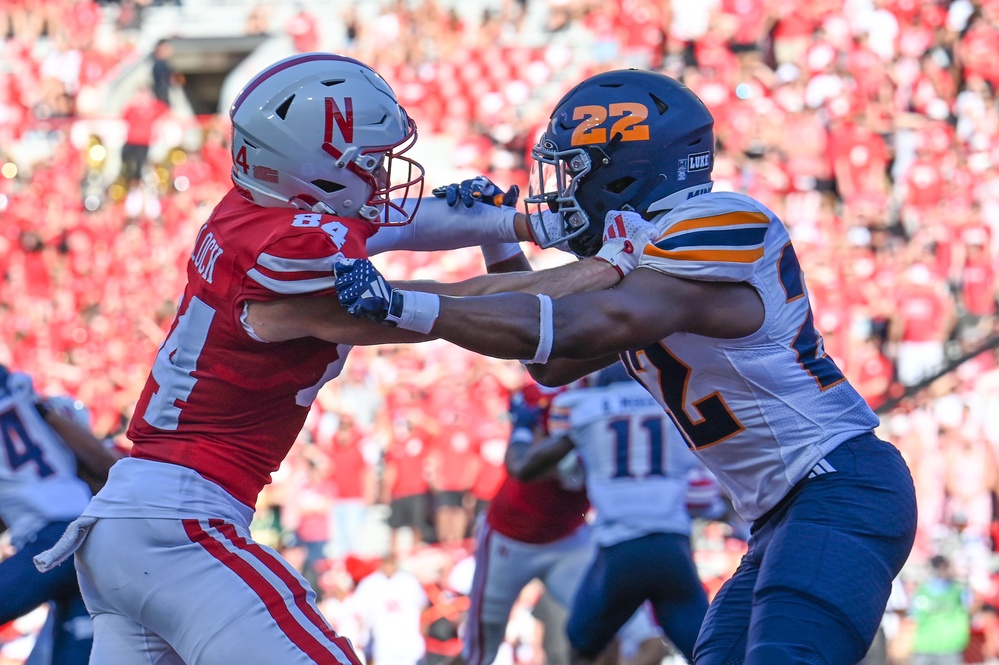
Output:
top-left (366, 196), bottom-right (520, 255)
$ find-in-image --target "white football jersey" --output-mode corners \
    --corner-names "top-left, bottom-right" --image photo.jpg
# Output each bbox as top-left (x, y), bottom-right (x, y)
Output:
top-left (625, 191), bottom-right (879, 521)
top-left (549, 381), bottom-right (700, 546)
top-left (0, 371), bottom-right (91, 547)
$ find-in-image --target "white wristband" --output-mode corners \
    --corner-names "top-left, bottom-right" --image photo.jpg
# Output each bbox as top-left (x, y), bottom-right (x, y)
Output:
top-left (522, 293), bottom-right (554, 365)
top-left (481, 242), bottom-right (524, 266)
top-left (388, 290), bottom-right (441, 334)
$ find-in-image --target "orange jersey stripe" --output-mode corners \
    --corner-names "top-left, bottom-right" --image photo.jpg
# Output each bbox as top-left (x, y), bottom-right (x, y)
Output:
top-left (659, 210), bottom-right (770, 238)
top-left (643, 246), bottom-right (766, 263)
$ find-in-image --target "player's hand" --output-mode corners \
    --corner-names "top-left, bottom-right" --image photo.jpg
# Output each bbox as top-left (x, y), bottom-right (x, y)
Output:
top-left (334, 259), bottom-right (440, 333)
top-left (526, 209), bottom-right (572, 252)
top-left (593, 210), bottom-right (659, 278)
top-left (333, 258), bottom-right (395, 324)
top-left (432, 176), bottom-right (520, 208)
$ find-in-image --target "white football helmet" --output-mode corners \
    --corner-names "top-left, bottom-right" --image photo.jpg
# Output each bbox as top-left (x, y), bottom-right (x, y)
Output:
top-left (230, 53), bottom-right (425, 224)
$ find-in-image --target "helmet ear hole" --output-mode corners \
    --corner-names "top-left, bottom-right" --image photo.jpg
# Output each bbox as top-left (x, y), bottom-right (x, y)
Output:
top-left (275, 95), bottom-right (294, 120)
top-left (312, 180), bottom-right (345, 194)
top-left (649, 93), bottom-right (669, 115)
top-left (606, 176), bottom-right (635, 194)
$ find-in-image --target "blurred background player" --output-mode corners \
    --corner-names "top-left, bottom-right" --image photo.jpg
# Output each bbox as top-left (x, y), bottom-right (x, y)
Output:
top-left (459, 374), bottom-right (666, 665)
top-left (460, 378), bottom-right (592, 665)
top-left (513, 362), bottom-right (708, 664)
top-left (0, 365), bottom-right (120, 665)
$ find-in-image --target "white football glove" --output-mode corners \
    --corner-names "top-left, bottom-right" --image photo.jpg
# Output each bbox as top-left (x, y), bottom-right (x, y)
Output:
top-left (526, 209), bottom-right (572, 252)
top-left (593, 210), bottom-right (660, 277)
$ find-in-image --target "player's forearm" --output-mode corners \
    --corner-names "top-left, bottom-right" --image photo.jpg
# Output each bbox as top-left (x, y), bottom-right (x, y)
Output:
top-left (43, 411), bottom-right (121, 480)
top-left (421, 292), bottom-right (541, 359)
top-left (506, 435), bottom-right (575, 481)
top-left (527, 355), bottom-right (619, 388)
top-left (486, 247), bottom-right (533, 274)
top-left (398, 257), bottom-right (619, 298)
top-left (247, 296), bottom-right (434, 345)
top-left (368, 198), bottom-right (529, 254)
top-left (431, 282), bottom-right (640, 362)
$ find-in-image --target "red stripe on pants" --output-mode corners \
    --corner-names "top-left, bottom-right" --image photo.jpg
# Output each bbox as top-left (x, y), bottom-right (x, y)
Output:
top-left (183, 519), bottom-right (347, 665)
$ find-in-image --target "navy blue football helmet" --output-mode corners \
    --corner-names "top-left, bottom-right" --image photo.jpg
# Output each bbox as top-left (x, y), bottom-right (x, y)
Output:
top-left (525, 69), bottom-right (715, 256)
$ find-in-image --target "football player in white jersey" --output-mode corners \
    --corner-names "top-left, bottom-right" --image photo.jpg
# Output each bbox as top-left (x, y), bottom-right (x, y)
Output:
top-left (33, 54), bottom-right (644, 665)
top-left (333, 69), bottom-right (918, 664)
top-left (0, 366), bottom-right (119, 665)
top-left (511, 361), bottom-right (708, 663)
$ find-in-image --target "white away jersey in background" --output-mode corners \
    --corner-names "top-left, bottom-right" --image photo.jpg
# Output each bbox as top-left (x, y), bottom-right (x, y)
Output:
top-left (548, 381), bottom-right (700, 547)
top-left (0, 371), bottom-right (91, 547)
top-left (626, 191), bottom-right (879, 521)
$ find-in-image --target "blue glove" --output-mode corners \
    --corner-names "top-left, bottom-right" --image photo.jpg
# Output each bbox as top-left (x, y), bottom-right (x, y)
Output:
top-left (333, 258), bottom-right (395, 324)
top-left (508, 393), bottom-right (543, 432)
top-left (432, 176), bottom-right (520, 208)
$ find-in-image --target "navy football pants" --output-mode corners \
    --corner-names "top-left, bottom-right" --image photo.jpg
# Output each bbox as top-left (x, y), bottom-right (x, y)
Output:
top-left (568, 532), bottom-right (708, 662)
top-left (693, 433), bottom-right (917, 665)
top-left (0, 521), bottom-right (92, 665)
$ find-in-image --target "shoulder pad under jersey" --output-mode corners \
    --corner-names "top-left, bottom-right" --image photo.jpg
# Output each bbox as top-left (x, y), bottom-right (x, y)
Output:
top-left (639, 192), bottom-right (772, 283)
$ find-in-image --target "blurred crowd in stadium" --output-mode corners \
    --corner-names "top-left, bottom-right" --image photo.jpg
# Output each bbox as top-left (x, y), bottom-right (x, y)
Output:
top-left (2, 0), bottom-right (999, 662)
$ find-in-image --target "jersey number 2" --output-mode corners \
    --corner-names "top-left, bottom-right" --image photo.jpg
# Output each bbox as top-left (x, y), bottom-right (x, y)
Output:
top-left (778, 243), bottom-right (846, 390)
top-left (626, 346), bottom-right (744, 450)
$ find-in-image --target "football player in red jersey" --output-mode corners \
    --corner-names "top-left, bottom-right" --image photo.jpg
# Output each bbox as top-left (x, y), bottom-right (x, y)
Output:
top-left (32, 53), bottom-right (644, 665)
top-left (461, 379), bottom-right (593, 665)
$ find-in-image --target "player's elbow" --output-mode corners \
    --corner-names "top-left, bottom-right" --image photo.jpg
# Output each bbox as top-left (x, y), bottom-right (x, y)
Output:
top-left (553, 301), bottom-right (639, 359)
top-left (527, 363), bottom-right (571, 387)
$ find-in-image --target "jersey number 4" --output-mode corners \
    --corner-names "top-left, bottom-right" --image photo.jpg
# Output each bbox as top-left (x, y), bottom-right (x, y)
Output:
top-left (145, 296), bottom-right (215, 430)
top-left (0, 409), bottom-right (54, 477)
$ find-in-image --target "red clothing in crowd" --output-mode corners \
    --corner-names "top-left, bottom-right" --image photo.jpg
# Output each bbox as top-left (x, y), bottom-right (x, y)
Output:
top-left (961, 19), bottom-right (999, 89)
top-left (902, 156), bottom-right (945, 210)
top-left (721, 0), bottom-right (769, 45)
top-left (894, 281), bottom-right (951, 343)
top-left (122, 91), bottom-right (169, 146)
top-left (853, 344), bottom-right (895, 411)
top-left (385, 429), bottom-right (432, 499)
top-left (286, 9), bottom-right (320, 53)
top-left (961, 242), bottom-right (997, 317)
top-left (325, 432), bottom-right (369, 501)
top-left (432, 429), bottom-right (480, 493)
top-left (829, 120), bottom-right (890, 203)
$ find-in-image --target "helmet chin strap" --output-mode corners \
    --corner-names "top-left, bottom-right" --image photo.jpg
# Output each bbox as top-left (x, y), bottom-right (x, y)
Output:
top-left (646, 182), bottom-right (715, 213)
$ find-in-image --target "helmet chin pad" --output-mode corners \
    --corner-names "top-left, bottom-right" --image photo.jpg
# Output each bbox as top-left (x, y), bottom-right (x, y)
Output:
top-left (568, 214), bottom-right (603, 257)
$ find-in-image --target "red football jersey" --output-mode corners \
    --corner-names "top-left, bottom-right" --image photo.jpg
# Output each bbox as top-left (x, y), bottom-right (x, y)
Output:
top-left (485, 380), bottom-right (589, 544)
top-left (486, 475), bottom-right (590, 544)
top-left (128, 188), bottom-right (375, 508)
